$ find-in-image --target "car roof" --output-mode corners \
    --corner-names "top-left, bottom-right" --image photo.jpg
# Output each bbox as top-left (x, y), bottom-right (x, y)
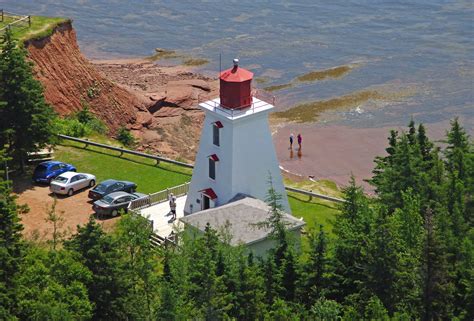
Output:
top-left (97, 179), bottom-right (118, 186)
top-left (40, 160), bottom-right (63, 166)
top-left (98, 179), bottom-right (134, 186)
top-left (106, 191), bottom-right (131, 198)
top-left (56, 171), bottom-right (78, 179)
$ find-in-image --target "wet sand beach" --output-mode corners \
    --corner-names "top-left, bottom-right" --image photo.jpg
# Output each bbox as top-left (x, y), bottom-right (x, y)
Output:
top-left (274, 121), bottom-right (454, 192)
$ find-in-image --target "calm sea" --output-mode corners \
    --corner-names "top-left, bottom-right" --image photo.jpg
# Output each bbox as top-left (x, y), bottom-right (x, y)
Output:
top-left (7, 0), bottom-right (474, 130)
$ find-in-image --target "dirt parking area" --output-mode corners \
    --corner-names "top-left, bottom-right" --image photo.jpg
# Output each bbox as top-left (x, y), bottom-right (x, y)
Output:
top-left (14, 175), bottom-right (119, 241)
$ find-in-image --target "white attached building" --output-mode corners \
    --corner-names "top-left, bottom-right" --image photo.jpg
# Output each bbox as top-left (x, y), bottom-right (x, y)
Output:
top-left (184, 59), bottom-right (290, 215)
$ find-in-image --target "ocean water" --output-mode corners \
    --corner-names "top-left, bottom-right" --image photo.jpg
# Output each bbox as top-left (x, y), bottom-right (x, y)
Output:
top-left (6, 0), bottom-right (474, 130)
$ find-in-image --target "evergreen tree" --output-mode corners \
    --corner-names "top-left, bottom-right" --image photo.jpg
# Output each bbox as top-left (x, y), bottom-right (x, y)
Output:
top-left (186, 224), bottom-right (233, 320)
top-left (390, 191), bottom-right (424, 316)
top-left (65, 217), bottom-right (128, 320)
top-left (456, 231), bottom-right (474, 320)
top-left (331, 177), bottom-right (375, 304)
top-left (233, 252), bottom-right (265, 320)
top-left (114, 213), bottom-right (160, 320)
top-left (300, 225), bottom-right (327, 306)
top-left (0, 29), bottom-right (56, 170)
top-left (444, 118), bottom-right (473, 226)
top-left (421, 208), bottom-right (455, 320)
top-left (364, 207), bottom-right (398, 314)
top-left (16, 247), bottom-right (93, 320)
top-left (0, 150), bottom-right (26, 318)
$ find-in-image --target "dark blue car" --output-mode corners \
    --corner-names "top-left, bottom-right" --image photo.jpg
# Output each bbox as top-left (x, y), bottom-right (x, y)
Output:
top-left (88, 179), bottom-right (137, 200)
top-left (32, 161), bottom-right (77, 184)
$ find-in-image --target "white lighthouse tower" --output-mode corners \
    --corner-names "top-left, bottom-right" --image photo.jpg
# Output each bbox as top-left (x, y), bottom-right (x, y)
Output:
top-left (184, 59), bottom-right (290, 215)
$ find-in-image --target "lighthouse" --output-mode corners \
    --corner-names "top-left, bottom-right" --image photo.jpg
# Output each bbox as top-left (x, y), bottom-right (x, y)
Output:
top-left (184, 59), bottom-right (290, 215)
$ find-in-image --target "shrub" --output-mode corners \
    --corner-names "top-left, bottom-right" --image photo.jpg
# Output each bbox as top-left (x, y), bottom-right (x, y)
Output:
top-left (116, 127), bottom-right (135, 147)
top-left (56, 118), bottom-right (91, 138)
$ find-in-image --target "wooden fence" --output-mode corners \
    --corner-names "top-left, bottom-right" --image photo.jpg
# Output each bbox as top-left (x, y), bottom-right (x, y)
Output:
top-left (58, 134), bottom-right (194, 168)
top-left (128, 182), bottom-right (190, 211)
top-left (0, 10), bottom-right (31, 34)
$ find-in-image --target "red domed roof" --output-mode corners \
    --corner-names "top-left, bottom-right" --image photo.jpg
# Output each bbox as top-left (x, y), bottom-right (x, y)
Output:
top-left (220, 66), bottom-right (253, 82)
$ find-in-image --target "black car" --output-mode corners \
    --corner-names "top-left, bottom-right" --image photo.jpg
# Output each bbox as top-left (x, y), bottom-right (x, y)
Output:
top-left (88, 179), bottom-right (137, 200)
top-left (93, 191), bottom-right (147, 217)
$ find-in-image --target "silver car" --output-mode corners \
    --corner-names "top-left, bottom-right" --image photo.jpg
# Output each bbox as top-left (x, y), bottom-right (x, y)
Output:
top-left (50, 171), bottom-right (96, 196)
top-left (93, 191), bottom-right (147, 217)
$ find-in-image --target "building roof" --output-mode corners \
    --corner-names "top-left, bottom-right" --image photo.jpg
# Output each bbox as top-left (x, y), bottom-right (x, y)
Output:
top-left (220, 66), bottom-right (253, 82)
top-left (180, 196), bottom-right (305, 246)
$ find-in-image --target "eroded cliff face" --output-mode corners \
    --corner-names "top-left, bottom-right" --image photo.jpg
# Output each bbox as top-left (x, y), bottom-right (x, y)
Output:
top-left (24, 21), bottom-right (149, 132)
top-left (23, 21), bottom-right (218, 161)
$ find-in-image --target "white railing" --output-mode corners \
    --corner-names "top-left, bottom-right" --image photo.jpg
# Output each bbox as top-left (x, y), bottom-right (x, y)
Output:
top-left (128, 182), bottom-right (190, 211)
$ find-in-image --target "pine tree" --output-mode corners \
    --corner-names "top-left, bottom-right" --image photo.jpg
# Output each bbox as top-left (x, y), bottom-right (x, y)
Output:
top-left (456, 231), bottom-right (474, 320)
top-left (0, 150), bottom-right (26, 318)
top-left (0, 29), bottom-right (56, 170)
top-left (421, 208), bottom-right (455, 320)
top-left (364, 207), bottom-right (398, 314)
top-left (300, 225), bottom-right (327, 306)
top-left (444, 118), bottom-right (473, 226)
top-left (390, 191), bottom-right (424, 317)
top-left (186, 224), bottom-right (233, 320)
top-left (114, 213), bottom-right (160, 320)
top-left (16, 247), bottom-right (93, 320)
top-left (65, 217), bottom-right (128, 320)
top-left (331, 178), bottom-right (375, 303)
top-left (233, 252), bottom-right (265, 320)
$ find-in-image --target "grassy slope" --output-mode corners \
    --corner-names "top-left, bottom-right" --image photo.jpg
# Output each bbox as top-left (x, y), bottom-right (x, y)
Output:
top-left (1, 15), bottom-right (67, 42)
top-left (55, 138), bottom-right (341, 234)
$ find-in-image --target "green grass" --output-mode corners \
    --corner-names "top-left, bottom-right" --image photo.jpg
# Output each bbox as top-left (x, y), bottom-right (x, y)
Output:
top-left (288, 192), bottom-right (340, 236)
top-left (56, 140), bottom-right (192, 194)
top-left (1, 15), bottom-right (68, 43)
top-left (56, 137), bottom-right (341, 232)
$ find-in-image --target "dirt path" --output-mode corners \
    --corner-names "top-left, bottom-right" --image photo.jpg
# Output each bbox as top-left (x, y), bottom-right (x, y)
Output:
top-left (14, 176), bottom-right (118, 241)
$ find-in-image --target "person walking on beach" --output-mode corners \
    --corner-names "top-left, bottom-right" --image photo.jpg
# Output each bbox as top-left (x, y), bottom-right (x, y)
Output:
top-left (297, 133), bottom-right (302, 150)
top-left (289, 133), bottom-right (294, 149)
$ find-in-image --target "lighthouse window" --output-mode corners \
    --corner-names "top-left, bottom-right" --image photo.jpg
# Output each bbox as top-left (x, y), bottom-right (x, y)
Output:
top-left (209, 158), bottom-right (216, 180)
top-left (213, 124), bottom-right (220, 146)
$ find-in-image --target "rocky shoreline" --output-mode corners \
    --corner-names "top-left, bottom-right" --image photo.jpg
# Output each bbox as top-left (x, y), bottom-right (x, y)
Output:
top-left (92, 58), bottom-right (218, 161)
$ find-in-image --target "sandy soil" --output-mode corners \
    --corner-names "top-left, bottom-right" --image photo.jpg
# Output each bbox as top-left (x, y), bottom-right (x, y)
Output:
top-left (14, 177), bottom-right (118, 241)
top-left (274, 121), bottom-right (454, 192)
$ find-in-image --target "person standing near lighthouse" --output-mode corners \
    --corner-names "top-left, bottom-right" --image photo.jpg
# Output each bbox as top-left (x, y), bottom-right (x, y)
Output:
top-left (289, 133), bottom-right (294, 149)
top-left (297, 133), bottom-right (302, 150)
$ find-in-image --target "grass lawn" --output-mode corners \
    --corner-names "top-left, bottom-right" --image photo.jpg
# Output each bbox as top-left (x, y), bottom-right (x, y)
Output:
top-left (1, 14), bottom-right (68, 42)
top-left (55, 138), bottom-right (341, 233)
top-left (288, 192), bottom-right (340, 236)
top-left (56, 140), bottom-right (192, 194)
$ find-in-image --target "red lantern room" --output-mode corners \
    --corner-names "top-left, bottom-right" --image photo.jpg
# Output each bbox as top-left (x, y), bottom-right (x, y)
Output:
top-left (219, 59), bottom-right (253, 109)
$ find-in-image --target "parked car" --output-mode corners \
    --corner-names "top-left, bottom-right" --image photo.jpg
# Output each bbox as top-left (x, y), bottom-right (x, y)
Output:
top-left (92, 191), bottom-right (147, 217)
top-left (49, 172), bottom-right (96, 196)
top-left (88, 179), bottom-right (137, 200)
top-left (32, 161), bottom-right (76, 184)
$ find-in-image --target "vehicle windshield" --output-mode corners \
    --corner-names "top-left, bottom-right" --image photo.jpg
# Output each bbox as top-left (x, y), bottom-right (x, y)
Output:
top-left (53, 176), bottom-right (68, 183)
top-left (94, 184), bottom-right (107, 192)
top-left (101, 195), bottom-right (114, 204)
top-left (34, 165), bottom-right (47, 175)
